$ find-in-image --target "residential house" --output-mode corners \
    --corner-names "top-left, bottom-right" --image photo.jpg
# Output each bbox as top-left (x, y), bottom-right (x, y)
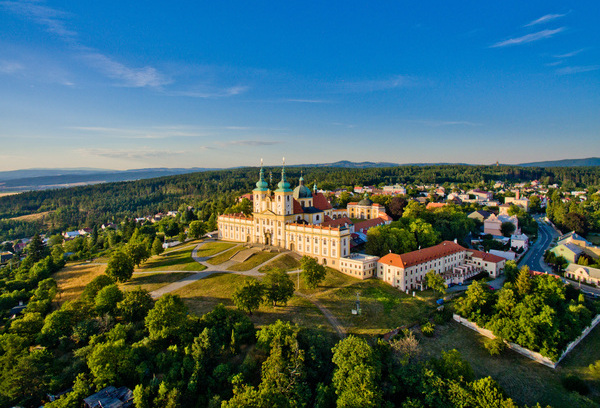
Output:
top-left (484, 214), bottom-right (519, 237)
top-left (565, 264), bottom-right (600, 286)
top-left (510, 234), bottom-right (529, 250)
top-left (84, 386), bottom-right (133, 408)
top-left (550, 243), bottom-right (582, 263)
top-left (467, 210), bottom-right (492, 222)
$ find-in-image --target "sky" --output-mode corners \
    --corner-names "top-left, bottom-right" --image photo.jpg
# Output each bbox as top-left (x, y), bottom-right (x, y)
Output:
top-left (0, 1), bottom-right (599, 171)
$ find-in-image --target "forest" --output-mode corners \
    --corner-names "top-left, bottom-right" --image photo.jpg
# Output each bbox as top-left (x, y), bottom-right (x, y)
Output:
top-left (0, 164), bottom-right (599, 242)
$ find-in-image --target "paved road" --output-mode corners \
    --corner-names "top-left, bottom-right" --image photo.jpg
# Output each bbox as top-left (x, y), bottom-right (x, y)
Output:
top-left (519, 216), bottom-right (560, 273)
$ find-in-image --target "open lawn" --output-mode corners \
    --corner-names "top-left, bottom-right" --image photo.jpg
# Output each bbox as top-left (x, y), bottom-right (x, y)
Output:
top-left (207, 245), bottom-right (242, 265)
top-left (196, 242), bottom-right (237, 258)
top-left (227, 252), bottom-right (278, 271)
top-left (419, 320), bottom-right (600, 408)
top-left (586, 234), bottom-right (600, 246)
top-left (54, 262), bottom-right (107, 304)
top-left (299, 268), bottom-right (436, 336)
top-left (173, 273), bottom-right (335, 333)
top-left (138, 245), bottom-right (206, 272)
top-left (258, 254), bottom-right (300, 273)
top-left (9, 211), bottom-right (53, 222)
top-left (121, 272), bottom-right (196, 292)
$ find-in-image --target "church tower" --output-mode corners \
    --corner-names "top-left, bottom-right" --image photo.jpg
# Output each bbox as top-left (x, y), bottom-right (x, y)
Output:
top-left (274, 158), bottom-right (293, 216)
top-left (253, 159), bottom-right (269, 213)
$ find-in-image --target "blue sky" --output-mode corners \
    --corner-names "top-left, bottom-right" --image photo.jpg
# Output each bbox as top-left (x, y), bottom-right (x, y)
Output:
top-left (0, 1), bottom-right (598, 171)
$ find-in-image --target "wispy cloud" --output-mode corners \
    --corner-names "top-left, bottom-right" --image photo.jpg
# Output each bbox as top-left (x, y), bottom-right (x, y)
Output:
top-left (545, 61), bottom-right (563, 67)
top-left (284, 98), bottom-right (332, 103)
top-left (69, 126), bottom-right (210, 139)
top-left (491, 28), bottom-right (565, 48)
top-left (167, 85), bottom-right (249, 98)
top-left (77, 147), bottom-right (185, 161)
top-left (222, 140), bottom-right (281, 147)
top-left (408, 120), bottom-right (481, 127)
top-left (335, 75), bottom-right (415, 93)
top-left (556, 65), bottom-right (600, 75)
top-left (524, 13), bottom-right (567, 27)
top-left (0, 60), bottom-right (24, 74)
top-left (554, 49), bottom-right (585, 58)
top-left (81, 52), bottom-right (170, 88)
top-left (0, 0), bottom-right (76, 39)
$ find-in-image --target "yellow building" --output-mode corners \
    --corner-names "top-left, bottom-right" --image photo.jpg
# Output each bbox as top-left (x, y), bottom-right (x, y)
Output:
top-left (347, 194), bottom-right (386, 219)
top-left (218, 162), bottom-right (352, 268)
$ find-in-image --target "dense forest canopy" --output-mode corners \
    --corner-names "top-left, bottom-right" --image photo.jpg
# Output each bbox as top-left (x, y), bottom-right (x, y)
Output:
top-left (0, 164), bottom-right (599, 241)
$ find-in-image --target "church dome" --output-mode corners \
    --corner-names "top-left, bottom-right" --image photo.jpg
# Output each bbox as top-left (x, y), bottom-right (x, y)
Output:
top-left (358, 194), bottom-right (373, 206)
top-left (254, 167), bottom-right (268, 191)
top-left (293, 176), bottom-right (312, 199)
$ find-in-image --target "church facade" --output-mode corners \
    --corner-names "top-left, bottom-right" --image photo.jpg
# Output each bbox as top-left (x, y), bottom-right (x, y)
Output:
top-left (218, 164), bottom-right (357, 269)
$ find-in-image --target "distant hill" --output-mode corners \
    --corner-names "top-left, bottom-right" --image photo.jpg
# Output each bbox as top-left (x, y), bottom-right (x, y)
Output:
top-left (516, 157), bottom-right (600, 167)
top-left (0, 168), bottom-right (217, 192)
top-left (293, 160), bottom-right (400, 168)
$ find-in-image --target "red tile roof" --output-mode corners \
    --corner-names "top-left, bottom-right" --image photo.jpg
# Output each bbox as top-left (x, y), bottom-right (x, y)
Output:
top-left (426, 202), bottom-right (447, 210)
top-left (469, 250), bottom-right (506, 263)
top-left (354, 217), bottom-right (388, 232)
top-left (292, 199), bottom-right (304, 214)
top-left (379, 241), bottom-right (466, 268)
top-left (322, 216), bottom-right (353, 228)
top-left (313, 192), bottom-right (333, 210)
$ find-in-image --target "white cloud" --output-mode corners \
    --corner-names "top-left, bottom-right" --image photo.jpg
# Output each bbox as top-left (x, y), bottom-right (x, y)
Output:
top-left (554, 49), bottom-right (585, 58)
top-left (0, 0), bottom-right (76, 39)
top-left (168, 85), bottom-right (249, 98)
top-left (408, 120), bottom-right (481, 127)
top-left (0, 60), bottom-right (24, 74)
top-left (69, 126), bottom-right (209, 139)
top-left (82, 52), bottom-right (169, 88)
top-left (524, 13), bottom-right (567, 27)
top-left (557, 65), bottom-right (600, 75)
top-left (220, 140), bottom-right (281, 147)
top-left (491, 28), bottom-right (565, 48)
top-left (77, 147), bottom-right (185, 161)
top-left (335, 75), bottom-right (415, 93)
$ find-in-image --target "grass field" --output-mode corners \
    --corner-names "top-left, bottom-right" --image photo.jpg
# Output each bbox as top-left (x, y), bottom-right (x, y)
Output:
top-left (206, 245), bottom-right (241, 265)
top-left (138, 244), bottom-right (207, 272)
top-left (299, 268), bottom-right (435, 336)
top-left (121, 272), bottom-right (196, 292)
top-left (419, 320), bottom-right (600, 408)
top-left (54, 262), bottom-right (107, 304)
top-left (227, 252), bottom-right (278, 271)
top-left (586, 234), bottom-right (600, 245)
top-left (173, 273), bottom-right (335, 333)
top-left (258, 254), bottom-right (300, 273)
top-left (9, 211), bottom-right (53, 222)
top-left (196, 242), bottom-right (237, 258)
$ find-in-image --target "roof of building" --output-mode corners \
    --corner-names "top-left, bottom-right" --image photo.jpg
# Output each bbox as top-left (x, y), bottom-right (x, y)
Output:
top-left (469, 250), bottom-right (505, 263)
top-left (565, 264), bottom-right (600, 279)
top-left (322, 216), bottom-right (353, 228)
top-left (293, 176), bottom-right (313, 199)
top-left (357, 193), bottom-right (373, 206)
top-left (83, 386), bottom-right (133, 408)
top-left (468, 210), bottom-right (492, 219)
top-left (292, 199), bottom-right (304, 214)
top-left (312, 192), bottom-right (333, 210)
top-left (557, 231), bottom-right (591, 246)
top-left (378, 241), bottom-right (466, 269)
top-left (354, 217), bottom-right (388, 232)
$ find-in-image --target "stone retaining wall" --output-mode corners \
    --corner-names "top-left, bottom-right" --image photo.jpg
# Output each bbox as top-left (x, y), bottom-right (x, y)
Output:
top-left (453, 313), bottom-right (600, 369)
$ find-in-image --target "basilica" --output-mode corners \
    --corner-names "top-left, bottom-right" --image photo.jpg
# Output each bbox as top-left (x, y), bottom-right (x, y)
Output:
top-left (218, 162), bottom-right (379, 274)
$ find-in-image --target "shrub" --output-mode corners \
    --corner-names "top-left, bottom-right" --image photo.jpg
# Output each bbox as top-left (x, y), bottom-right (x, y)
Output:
top-left (421, 322), bottom-right (435, 337)
top-left (484, 337), bottom-right (506, 356)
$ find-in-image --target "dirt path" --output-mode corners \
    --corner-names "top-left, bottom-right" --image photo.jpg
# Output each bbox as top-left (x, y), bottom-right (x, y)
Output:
top-left (295, 292), bottom-right (347, 339)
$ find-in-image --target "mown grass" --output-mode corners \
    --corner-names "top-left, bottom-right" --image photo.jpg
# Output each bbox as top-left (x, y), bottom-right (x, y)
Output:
top-left (207, 246), bottom-right (242, 265)
top-left (419, 320), bottom-right (600, 408)
top-left (121, 272), bottom-right (196, 293)
top-left (227, 252), bottom-right (278, 271)
top-left (54, 262), bottom-right (107, 305)
top-left (138, 244), bottom-right (207, 272)
top-left (195, 242), bottom-right (237, 258)
top-left (173, 273), bottom-right (334, 333)
top-left (258, 254), bottom-right (301, 273)
top-left (299, 268), bottom-right (435, 336)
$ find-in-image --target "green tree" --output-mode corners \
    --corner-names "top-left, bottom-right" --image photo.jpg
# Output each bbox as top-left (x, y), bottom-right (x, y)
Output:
top-left (94, 284), bottom-right (124, 316)
top-left (263, 269), bottom-right (295, 307)
top-left (145, 294), bottom-right (188, 343)
top-left (515, 266), bottom-right (532, 298)
top-left (28, 233), bottom-right (47, 263)
top-left (332, 335), bottom-right (382, 408)
top-left (105, 250), bottom-right (134, 282)
top-left (503, 260), bottom-right (519, 283)
top-left (87, 338), bottom-right (135, 390)
top-left (425, 271), bottom-right (446, 296)
top-left (117, 288), bottom-right (154, 322)
top-left (82, 274), bottom-right (115, 302)
top-left (301, 256), bottom-right (327, 289)
top-left (500, 222), bottom-right (516, 237)
top-left (151, 236), bottom-right (164, 256)
top-left (232, 279), bottom-right (264, 315)
top-left (126, 241), bottom-right (150, 268)
top-left (188, 220), bottom-right (207, 239)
